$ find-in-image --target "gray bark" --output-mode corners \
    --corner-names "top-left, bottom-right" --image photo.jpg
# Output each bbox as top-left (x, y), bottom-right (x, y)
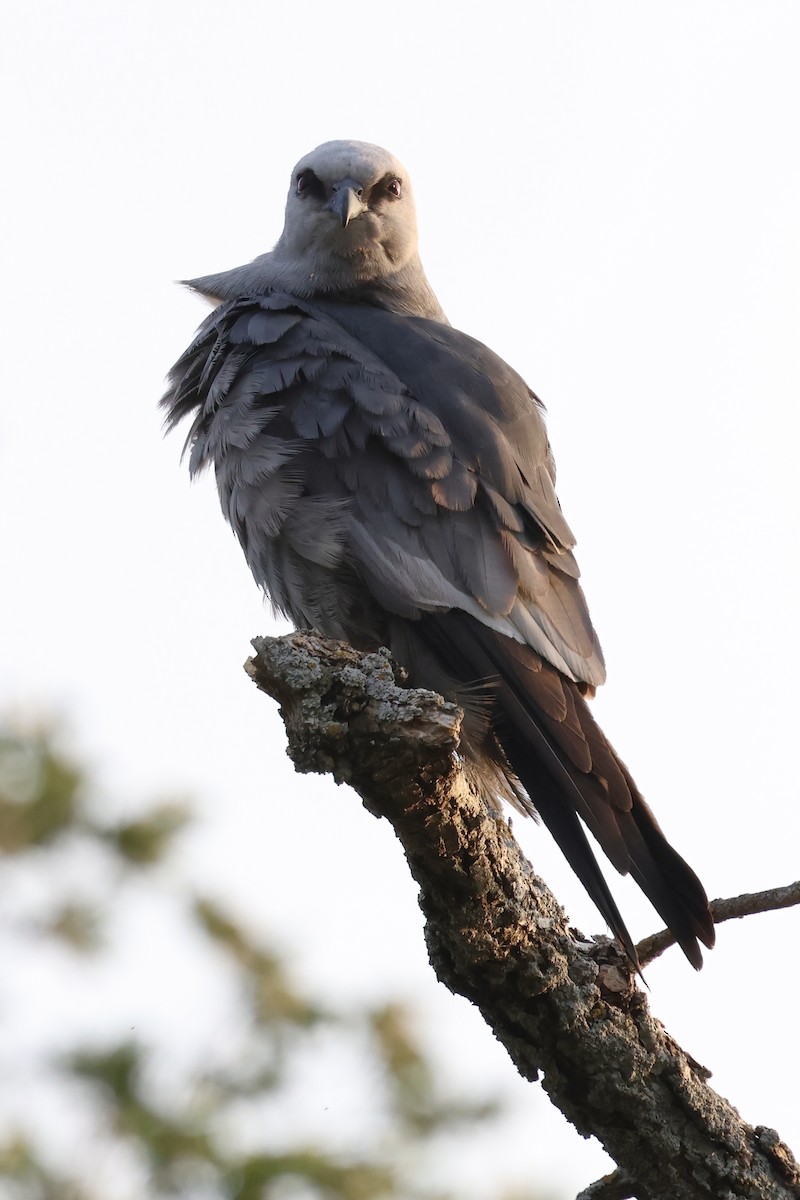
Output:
top-left (245, 631), bottom-right (800, 1200)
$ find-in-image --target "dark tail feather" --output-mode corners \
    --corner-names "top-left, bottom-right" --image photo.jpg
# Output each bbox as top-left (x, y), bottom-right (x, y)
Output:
top-left (624, 787), bottom-right (716, 965)
top-left (505, 728), bottom-right (641, 968)
top-left (501, 687), bottom-right (714, 971)
top-left (505, 710), bottom-right (714, 971)
top-left (409, 613), bottom-right (715, 971)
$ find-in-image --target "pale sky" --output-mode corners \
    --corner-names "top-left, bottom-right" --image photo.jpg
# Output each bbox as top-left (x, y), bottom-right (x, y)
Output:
top-left (2, 2), bottom-right (799, 1195)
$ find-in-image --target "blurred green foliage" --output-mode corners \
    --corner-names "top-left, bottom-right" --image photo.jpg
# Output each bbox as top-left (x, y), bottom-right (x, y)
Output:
top-left (0, 722), bottom-right (546, 1200)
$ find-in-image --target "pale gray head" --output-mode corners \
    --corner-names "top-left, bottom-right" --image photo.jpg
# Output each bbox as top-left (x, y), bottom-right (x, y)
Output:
top-left (275, 140), bottom-right (419, 287)
top-left (185, 140), bottom-right (446, 321)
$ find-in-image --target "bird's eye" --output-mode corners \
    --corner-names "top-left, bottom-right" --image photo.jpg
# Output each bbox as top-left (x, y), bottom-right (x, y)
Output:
top-left (296, 170), bottom-right (320, 196)
top-left (385, 178), bottom-right (402, 198)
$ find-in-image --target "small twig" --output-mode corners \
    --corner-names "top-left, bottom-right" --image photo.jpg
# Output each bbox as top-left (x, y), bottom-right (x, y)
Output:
top-left (576, 1168), bottom-right (636, 1200)
top-left (637, 881), bottom-right (800, 967)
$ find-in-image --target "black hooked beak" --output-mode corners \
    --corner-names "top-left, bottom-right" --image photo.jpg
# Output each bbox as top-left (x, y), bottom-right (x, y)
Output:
top-left (327, 178), bottom-right (366, 227)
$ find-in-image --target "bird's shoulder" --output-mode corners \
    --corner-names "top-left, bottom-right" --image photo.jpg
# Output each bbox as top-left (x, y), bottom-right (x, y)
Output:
top-left (164, 291), bottom-right (571, 545)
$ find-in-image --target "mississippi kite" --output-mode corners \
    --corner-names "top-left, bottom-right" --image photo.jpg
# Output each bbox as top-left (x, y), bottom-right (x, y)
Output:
top-left (162, 140), bottom-right (715, 969)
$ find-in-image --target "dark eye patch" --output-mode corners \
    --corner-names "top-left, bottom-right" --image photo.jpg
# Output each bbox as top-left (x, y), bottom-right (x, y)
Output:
top-left (368, 175), bottom-right (403, 204)
top-left (296, 169), bottom-right (325, 199)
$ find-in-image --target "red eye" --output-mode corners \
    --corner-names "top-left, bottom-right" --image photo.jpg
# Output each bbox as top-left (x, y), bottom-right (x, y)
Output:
top-left (386, 178), bottom-right (402, 198)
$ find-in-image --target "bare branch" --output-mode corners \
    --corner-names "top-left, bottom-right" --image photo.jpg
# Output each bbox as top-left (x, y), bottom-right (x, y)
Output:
top-left (637, 882), bottom-right (800, 968)
top-left (576, 1169), bottom-right (635, 1200)
top-left (245, 631), bottom-right (800, 1200)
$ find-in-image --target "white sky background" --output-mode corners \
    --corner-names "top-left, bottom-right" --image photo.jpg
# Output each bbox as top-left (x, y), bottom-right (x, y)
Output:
top-left (1, 1), bottom-right (799, 1195)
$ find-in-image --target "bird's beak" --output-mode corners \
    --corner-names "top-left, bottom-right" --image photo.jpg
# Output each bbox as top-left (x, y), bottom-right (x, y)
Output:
top-left (327, 179), bottom-right (366, 227)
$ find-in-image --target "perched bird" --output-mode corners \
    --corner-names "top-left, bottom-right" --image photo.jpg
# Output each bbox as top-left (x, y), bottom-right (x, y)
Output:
top-left (162, 140), bottom-right (715, 970)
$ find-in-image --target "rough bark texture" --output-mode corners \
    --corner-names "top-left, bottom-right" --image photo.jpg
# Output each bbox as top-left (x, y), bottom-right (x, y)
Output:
top-left (246, 631), bottom-right (800, 1200)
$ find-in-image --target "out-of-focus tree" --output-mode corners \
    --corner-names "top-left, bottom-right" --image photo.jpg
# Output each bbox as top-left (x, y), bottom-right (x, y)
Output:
top-left (0, 722), bottom-right (549, 1200)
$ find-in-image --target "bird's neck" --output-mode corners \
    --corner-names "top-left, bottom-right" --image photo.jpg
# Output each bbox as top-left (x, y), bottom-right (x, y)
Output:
top-left (324, 262), bottom-right (449, 323)
top-left (185, 252), bottom-right (448, 323)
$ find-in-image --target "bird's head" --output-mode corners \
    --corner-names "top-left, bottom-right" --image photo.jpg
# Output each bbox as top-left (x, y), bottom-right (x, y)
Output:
top-left (184, 140), bottom-right (444, 320)
top-left (274, 140), bottom-right (420, 288)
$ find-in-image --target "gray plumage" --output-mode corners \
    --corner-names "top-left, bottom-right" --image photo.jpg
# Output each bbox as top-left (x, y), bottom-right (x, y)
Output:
top-left (163, 140), bottom-right (715, 969)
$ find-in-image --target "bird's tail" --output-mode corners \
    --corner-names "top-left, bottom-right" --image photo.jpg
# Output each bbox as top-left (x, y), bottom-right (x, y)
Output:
top-left (502, 724), bottom-right (644, 968)
top-left (412, 612), bottom-right (716, 970)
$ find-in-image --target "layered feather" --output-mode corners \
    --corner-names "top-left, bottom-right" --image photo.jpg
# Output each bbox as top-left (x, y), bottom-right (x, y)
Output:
top-left (162, 289), bottom-right (715, 968)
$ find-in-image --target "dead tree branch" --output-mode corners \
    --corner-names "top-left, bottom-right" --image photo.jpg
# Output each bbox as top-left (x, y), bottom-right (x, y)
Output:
top-left (245, 631), bottom-right (800, 1200)
top-left (576, 1168), bottom-right (636, 1200)
top-left (637, 881), bottom-right (800, 967)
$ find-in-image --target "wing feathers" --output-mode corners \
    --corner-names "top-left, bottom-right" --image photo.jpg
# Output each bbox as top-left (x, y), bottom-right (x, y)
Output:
top-left (162, 291), bottom-right (714, 969)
